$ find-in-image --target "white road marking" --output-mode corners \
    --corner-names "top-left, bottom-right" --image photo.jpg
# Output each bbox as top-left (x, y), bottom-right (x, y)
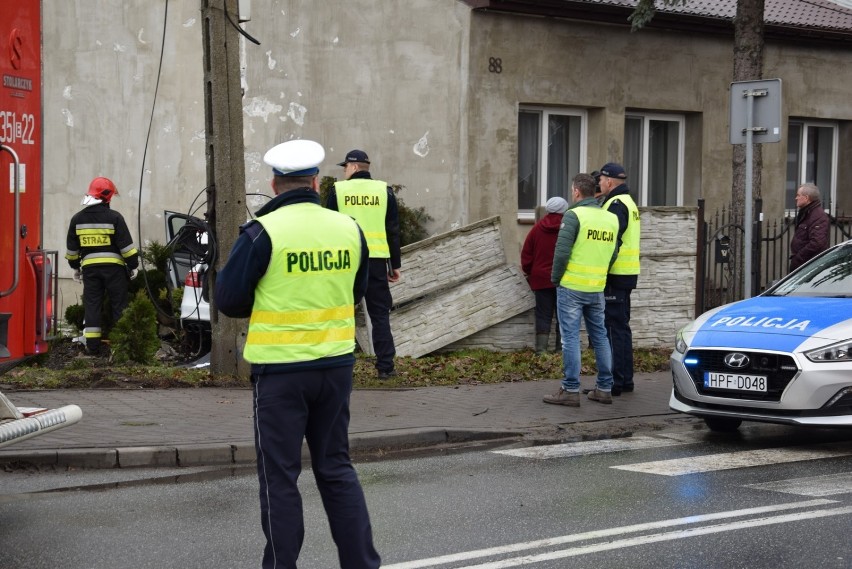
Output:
top-left (381, 499), bottom-right (837, 569)
top-left (611, 442), bottom-right (852, 476)
top-left (492, 435), bottom-right (694, 460)
top-left (745, 471), bottom-right (852, 496)
top-left (451, 506), bottom-right (852, 569)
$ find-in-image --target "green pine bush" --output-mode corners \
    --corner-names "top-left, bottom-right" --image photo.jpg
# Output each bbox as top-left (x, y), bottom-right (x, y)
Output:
top-left (108, 290), bottom-right (160, 365)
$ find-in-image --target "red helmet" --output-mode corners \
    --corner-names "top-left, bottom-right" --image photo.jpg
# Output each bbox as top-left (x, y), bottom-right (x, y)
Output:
top-left (87, 177), bottom-right (118, 203)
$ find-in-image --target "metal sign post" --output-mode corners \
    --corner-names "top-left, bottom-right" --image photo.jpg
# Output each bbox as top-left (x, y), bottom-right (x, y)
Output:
top-left (729, 78), bottom-right (782, 298)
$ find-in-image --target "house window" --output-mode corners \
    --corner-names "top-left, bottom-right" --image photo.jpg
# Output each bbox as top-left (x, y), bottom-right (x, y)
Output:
top-left (786, 120), bottom-right (837, 214)
top-left (624, 114), bottom-right (684, 206)
top-left (517, 107), bottom-right (586, 218)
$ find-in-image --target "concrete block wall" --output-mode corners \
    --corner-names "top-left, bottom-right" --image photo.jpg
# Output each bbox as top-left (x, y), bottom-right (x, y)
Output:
top-left (440, 207), bottom-right (698, 352)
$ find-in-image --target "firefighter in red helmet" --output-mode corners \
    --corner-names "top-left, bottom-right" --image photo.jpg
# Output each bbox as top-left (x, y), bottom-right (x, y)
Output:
top-left (65, 177), bottom-right (139, 355)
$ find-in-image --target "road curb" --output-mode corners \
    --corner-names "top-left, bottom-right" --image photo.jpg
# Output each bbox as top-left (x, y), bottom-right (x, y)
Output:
top-left (0, 429), bottom-right (525, 470)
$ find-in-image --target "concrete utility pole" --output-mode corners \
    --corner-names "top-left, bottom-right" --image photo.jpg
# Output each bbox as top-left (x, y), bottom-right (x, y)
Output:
top-left (200, 0), bottom-right (249, 377)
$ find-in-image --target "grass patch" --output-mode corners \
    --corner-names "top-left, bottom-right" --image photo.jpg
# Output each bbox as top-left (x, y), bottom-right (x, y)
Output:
top-left (1, 342), bottom-right (670, 390)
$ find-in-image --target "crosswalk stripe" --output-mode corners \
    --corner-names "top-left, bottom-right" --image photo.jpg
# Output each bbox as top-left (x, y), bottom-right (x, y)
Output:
top-left (451, 506), bottom-right (852, 569)
top-left (745, 471), bottom-right (852, 496)
top-left (380, 499), bottom-right (837, 569)
top-left (611, 441), bottom-right (852, 476)
top-left (492, 435), bottom-right (694, 459)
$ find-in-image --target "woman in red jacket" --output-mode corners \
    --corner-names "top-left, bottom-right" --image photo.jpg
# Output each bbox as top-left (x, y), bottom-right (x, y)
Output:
top-left (521, 197), bottom-right (569, 353)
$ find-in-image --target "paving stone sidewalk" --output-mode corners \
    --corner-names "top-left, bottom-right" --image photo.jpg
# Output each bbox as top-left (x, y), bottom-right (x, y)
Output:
top-left (0, 371), bottom-right (676, 468)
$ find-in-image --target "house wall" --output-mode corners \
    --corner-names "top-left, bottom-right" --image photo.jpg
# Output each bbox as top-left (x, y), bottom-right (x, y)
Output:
top-left (43, 3), bottom-right (852, 317)
top-left (465, 11), bottom-right (852, 263)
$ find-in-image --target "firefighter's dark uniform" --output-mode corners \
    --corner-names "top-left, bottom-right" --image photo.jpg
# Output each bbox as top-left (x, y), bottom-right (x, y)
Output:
top-left (215, 139), bottom-right (379, 569)
top-left (326, 171), bottom-right (401, 376)
top-left (65, 202), bottom-right (138, 353)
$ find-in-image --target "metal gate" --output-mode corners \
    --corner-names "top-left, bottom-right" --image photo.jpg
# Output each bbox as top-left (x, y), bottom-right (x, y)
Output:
top-left (696, 198), bottom-right (852, 314)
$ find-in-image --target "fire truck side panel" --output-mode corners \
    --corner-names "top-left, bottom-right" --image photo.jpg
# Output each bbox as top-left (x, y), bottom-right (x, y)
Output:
top-left (1, 0), bottom-right (48, 362)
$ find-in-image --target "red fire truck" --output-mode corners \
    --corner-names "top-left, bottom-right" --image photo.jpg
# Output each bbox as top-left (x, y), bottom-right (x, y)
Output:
top-left (0, 0), bottom-right (81, 446)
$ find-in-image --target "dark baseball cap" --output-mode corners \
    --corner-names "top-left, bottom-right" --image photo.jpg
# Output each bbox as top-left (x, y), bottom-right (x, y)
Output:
top-left (598, 163), bottom-right (627, 179)
top-left (336, 149), bottom-right (370, 166)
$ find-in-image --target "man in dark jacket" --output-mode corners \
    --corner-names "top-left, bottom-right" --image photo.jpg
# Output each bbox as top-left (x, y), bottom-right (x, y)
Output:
top-left (597, 163), bottom-right (641, 396)
top-left (790, 183), bottom-right (830, 271)
top-left (326, 150), bottom-right (402, 379)
top-left (214, 140), bottom-right (380, 569)
top-left (521, 196), bottom-right (569, 353)
top-left (65, 177), bottom-right (138, 355)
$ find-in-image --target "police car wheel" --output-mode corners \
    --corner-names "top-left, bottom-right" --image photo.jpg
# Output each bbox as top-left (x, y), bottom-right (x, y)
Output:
top-left (703, 416), bottom-right (742, 433)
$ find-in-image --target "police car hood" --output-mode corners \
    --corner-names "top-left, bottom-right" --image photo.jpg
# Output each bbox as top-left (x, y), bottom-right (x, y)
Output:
top-left (685, 296), bottom-right (852, 352)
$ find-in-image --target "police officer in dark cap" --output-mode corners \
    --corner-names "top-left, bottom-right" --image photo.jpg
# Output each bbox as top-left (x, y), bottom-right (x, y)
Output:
top-left (215, 139), bottom-right (381, 569)
top-left (595, 162), bottom-right (641, 397)
top-left (326, 149), bottom-right (402, 380)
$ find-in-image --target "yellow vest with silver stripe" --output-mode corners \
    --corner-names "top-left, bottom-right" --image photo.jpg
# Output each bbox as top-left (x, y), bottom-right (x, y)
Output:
top-left (243, 203), bottom-right (361, 364)
top-left (559, 206), bottom-right (619, 292)
top-left (607, 194), bottom-right (641, 275)
top-left (334, 179), bottom-right (390, 258)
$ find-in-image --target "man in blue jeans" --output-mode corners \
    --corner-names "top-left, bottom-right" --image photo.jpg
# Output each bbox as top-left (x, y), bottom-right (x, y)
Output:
top-left (544, 173), bottom-right (620, 407)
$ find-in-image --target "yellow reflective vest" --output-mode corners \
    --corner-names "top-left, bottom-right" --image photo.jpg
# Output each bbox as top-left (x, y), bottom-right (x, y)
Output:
top-left (607, 194), bottom-right (641, 275)
top-left (243, 202), bottom-right (362, 364)
top-left (559, 207), bottom-right (619, 292)
top-left (334, 179), bottom-right (390, 258)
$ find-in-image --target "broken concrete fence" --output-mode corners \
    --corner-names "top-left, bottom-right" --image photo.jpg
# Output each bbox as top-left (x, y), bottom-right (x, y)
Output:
top-left (355, 216), bottom-right (535, 358)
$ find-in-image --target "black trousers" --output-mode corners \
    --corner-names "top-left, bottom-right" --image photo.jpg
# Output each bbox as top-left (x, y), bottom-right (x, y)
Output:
top-left (604, 286), bottom-right (635, 390)
top-left (253, 365), bottom-right (380, 569)
top-left (365, 259), bottom-right (396, 373)
top-left (82, 264), bottom-right (129, 351)
top-left (533, 288), bottom-right (559, 334)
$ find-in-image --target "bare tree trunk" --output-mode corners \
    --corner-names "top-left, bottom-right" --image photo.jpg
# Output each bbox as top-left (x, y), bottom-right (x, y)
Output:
top-left (731, 0), bottom-right (765, 210)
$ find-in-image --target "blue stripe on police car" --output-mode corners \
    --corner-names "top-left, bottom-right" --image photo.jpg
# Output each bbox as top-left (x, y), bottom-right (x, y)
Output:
top-left (689, 297), bottom-right (852, 352)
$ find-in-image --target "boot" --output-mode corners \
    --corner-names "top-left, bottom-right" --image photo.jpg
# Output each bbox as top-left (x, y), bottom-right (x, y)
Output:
top-left (535, 333), bottom-right (549, 354)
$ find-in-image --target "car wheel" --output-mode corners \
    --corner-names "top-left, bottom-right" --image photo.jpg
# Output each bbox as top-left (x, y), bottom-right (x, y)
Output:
top-left (703, 417), bottom-right (742, 432)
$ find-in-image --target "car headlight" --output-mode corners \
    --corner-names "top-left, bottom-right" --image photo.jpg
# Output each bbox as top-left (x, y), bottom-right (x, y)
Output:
top-left (805, 340), bottom-right (852, 363)
top-left (675, 328), bottom-right (689, 354)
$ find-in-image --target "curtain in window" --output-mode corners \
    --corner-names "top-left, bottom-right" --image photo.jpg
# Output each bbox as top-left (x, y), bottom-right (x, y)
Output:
top-left (518, 111), bottom-right (540, 211)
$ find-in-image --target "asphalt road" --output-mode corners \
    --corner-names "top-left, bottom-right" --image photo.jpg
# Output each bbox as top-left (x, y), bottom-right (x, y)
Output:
top-left (2, 423), bottom-right (851, 569)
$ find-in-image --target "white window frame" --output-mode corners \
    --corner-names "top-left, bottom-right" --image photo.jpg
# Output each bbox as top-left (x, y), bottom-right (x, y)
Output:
top-left (786, 119), bottom-right (838, 217)
top-left (517, 106), bottom-right (587, 221)
top-left (624, 113), bottom-right (685, 206)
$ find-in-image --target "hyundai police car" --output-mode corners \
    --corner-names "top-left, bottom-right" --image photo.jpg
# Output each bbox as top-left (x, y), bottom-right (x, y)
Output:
top-left (670, 239), bottom-right (852, 431)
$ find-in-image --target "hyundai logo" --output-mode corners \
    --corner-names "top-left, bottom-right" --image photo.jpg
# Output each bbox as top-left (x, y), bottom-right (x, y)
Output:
top-left (723, 352), bottom-right (750, 369)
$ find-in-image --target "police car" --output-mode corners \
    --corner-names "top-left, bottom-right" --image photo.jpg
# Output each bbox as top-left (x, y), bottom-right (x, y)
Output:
top-left (670, 239), bottom-right (852, 431)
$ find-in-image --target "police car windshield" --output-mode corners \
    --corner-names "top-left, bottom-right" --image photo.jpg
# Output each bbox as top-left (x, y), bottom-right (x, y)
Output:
top-left (766, 241), bottom-right (852, 297)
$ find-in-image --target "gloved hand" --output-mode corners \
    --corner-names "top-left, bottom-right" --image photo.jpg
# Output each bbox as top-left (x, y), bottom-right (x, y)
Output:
top-left (130, 269), bottom-right (139, 280)
top-left (72, 269), bottom-right (82, 283)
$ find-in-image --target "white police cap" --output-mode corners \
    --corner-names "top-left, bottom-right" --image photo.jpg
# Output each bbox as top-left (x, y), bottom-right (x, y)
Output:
top-left (263, 139), bottom-right (325, 177)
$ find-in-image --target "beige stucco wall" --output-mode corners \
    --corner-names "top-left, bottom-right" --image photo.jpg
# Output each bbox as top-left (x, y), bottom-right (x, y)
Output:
top-left (45, 0), bottom-right (471, 289)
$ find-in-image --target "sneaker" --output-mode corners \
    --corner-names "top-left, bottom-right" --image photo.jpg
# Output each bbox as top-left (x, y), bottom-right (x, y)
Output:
top-left (543, 388), bottom-right (580, 407)
top-left (377, 370), bottom-right (397, 380)
top-left (587, 388), bottom-right (613, 404)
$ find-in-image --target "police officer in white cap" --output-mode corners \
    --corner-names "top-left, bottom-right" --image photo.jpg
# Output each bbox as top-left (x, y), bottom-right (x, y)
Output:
top-left (215, 139), bottom-right (380, 569)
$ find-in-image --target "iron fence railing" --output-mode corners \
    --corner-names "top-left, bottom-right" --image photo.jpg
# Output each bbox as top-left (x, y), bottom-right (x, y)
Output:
top-left (696, 198), bottom-right (852, 314)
